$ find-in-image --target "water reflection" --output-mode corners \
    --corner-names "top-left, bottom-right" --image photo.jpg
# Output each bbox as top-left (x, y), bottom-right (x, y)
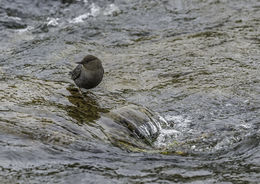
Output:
top-left (66, 86), bottom-right (109, 124)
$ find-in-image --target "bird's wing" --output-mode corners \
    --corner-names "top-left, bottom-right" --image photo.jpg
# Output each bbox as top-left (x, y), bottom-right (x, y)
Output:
top-left (70, 65), bottom-right (82, 80)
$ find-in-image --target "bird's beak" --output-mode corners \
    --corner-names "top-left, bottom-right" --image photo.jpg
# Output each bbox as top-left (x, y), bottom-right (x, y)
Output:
top-left (76, 61), bottom-right (82, 64)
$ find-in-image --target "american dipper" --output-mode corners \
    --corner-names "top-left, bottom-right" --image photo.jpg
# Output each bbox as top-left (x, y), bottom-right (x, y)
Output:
top-left (70, 55), bottom-right (104, 90)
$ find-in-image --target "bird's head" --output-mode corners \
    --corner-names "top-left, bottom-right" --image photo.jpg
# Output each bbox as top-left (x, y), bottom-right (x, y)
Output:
top-left (76, 55), bottom-right (103, 71)
top-left (76, 55), bottom-right (98, 64)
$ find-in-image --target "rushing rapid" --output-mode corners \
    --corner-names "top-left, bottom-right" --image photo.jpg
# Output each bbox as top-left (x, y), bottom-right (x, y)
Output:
top-left (0, 0), bottom-right (259, 183)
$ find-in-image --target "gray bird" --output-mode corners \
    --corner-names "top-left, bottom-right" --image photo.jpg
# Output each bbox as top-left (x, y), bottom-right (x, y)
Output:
top-left (70, 55), bottom-right (104, 89)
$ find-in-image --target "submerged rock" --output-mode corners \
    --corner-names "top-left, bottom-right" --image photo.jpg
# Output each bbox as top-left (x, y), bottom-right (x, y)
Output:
top-left (96, 104), bottom-right (165, 149)
top-left (110, 105), bottom-right (162, 141)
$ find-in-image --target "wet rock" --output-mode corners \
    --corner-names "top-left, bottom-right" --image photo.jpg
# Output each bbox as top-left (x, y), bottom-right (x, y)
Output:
top-left (97, 104), bottom-right (164, 148)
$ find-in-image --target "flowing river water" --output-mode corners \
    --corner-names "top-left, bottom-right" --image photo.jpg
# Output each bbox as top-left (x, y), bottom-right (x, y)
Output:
top-left (0, 0), bottom-right (259, 183)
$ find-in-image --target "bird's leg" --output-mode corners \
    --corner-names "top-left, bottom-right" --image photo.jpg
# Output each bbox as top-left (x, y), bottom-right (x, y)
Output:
top-left (78, 88), bottom-right (88, 101)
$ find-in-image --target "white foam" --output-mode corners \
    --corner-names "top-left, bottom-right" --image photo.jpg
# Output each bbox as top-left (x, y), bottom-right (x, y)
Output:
top-left (225, 103), bottom-right (232, 107)
top-left (16, 26), bottom-right (34, 33)
top-left (47, 17), bottom-right (59, 26)
top-left (158, 115), bottom-right (170, 126)
top-left (89, 3), bottom-right (101, 16)
top-left (4, 15), bottom-right (21, 21)
top-left (152, 115), bottom-right (192, 148)
top-left (239, 123), bottom-right (252, 129)
top-left (154, 129), bottom-right (181, 148)
top-left (75, 0), bottom-right (88, 4)
top-left (165, 115), bottom-right (191, 130)
top-left (165, 115), bottom-right (191, 123)
top-left (70, 3), bottom-right (100, 23)
top-left (103, 4), bottom-right (120, 16)
top-left (213, 137), bottom-right (232, 151)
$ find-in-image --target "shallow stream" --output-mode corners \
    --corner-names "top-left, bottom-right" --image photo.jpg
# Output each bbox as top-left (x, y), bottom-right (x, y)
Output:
top-left (0, 0), bottom-right (259, 183)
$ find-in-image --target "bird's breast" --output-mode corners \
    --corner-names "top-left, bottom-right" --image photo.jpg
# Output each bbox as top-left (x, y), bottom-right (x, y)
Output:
top-left (75, 68), bottom-right (104, 89)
